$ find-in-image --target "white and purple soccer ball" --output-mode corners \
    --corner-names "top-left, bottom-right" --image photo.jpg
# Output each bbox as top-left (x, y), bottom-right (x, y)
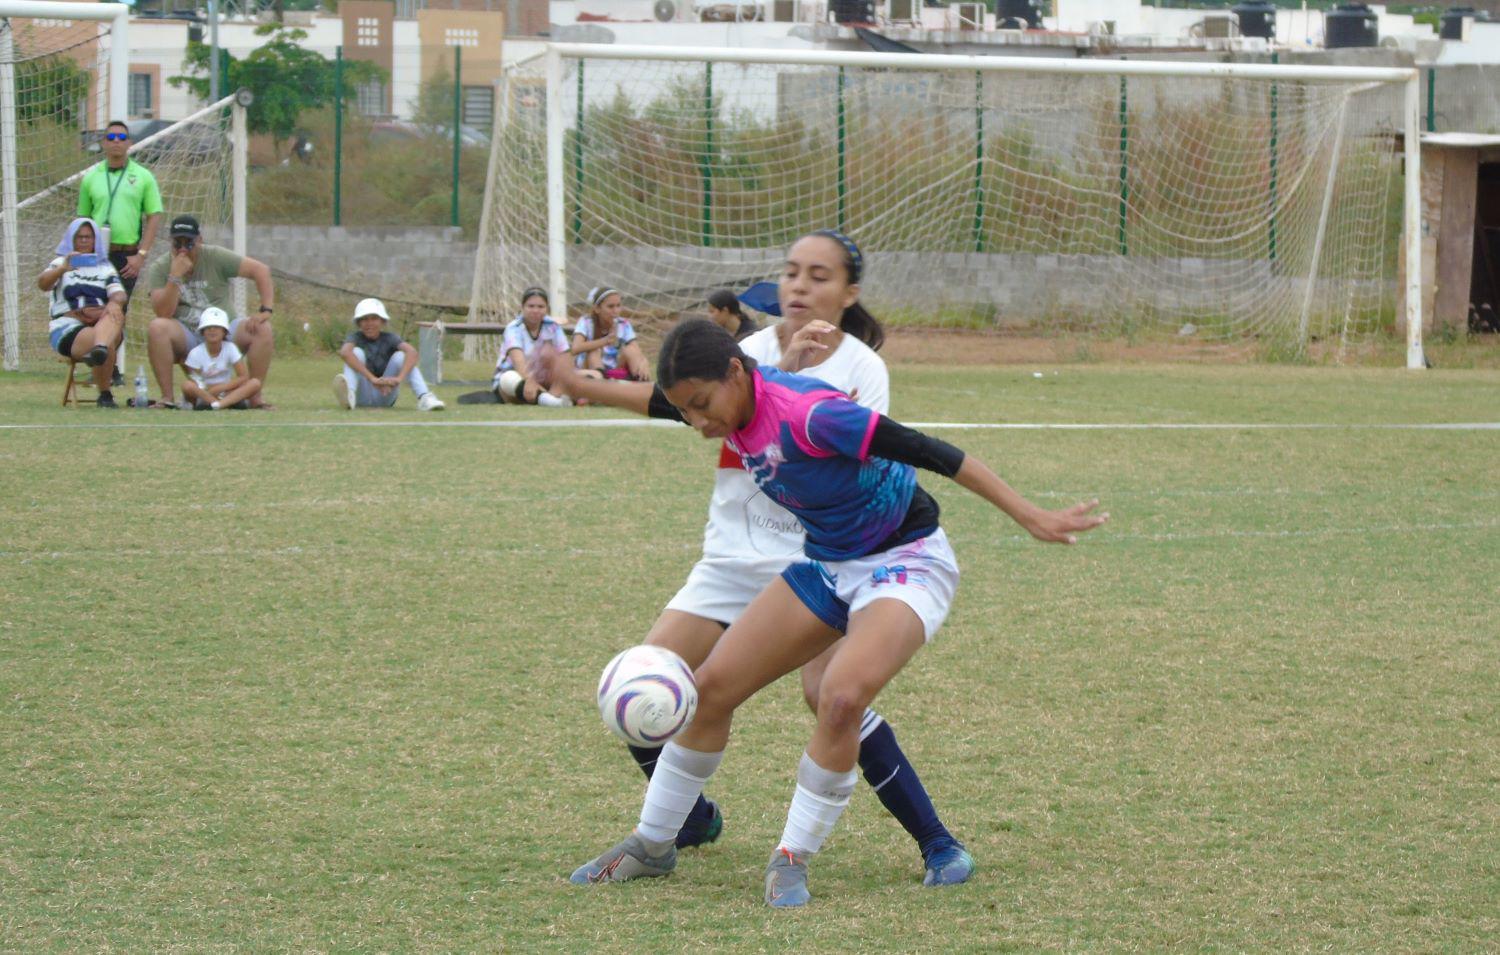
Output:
top-left (596, 645), bottom-right (699, 747)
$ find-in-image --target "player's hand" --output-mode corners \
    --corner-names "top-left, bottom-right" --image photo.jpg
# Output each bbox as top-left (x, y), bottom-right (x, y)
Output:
top-left (63, 252), bottom-right (86, 271)
top-left (121, 252), bottom-right (144, 279)
top-left (169, 250), bottom-right (194, 278)
top-left (1021, 499), bottom-right (1108, 545)
top-left (782, 320), bottom-right (837, 371)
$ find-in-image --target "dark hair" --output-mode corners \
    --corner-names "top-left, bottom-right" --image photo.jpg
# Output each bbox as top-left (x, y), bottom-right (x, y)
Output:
top-left (657, 318), bottom-right (758, 389)
top-left (801, 229), bottom-right (884, 352)
top-left (520, 286), bottom-right (548, 307)
top-left (705, 288), bottom-right (744, 316)
top-left (106, 119), bottom-right (129, 133)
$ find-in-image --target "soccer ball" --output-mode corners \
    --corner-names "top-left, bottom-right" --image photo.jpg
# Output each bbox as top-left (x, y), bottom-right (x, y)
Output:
top-left (596, 645), bottom-right (698, 747)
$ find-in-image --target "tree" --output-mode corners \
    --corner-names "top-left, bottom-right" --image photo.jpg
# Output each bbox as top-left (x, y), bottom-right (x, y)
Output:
top-left (169, 23), bottom-right (385, 150)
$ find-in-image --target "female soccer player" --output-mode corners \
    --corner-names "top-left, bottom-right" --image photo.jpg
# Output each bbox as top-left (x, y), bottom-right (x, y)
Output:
top-left (493, 287), bottom-right (572, 406)
top-left (572, 286), bottom-right (650, 380)
top-left (554, 231), bottom-right (974, 888)
top-left (569, 318), bottom-right (1107, 907)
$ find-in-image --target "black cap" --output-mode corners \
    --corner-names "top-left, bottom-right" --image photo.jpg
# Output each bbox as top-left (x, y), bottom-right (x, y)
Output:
top-left (169, 215), bottom-right (201, 239)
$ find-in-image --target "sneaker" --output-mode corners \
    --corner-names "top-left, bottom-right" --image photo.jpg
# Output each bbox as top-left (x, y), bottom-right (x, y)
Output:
top-left (416, 391), bottom-right (446, 411)
top-left (921, 841), bottom-right (975, 887)
top-left (83, 344), bottom-right (109, 367)
top-left (569, 832), bottom-right (676, 886)
top-left (676, 799), bottom-right (723, 849)
top-left (110, 367), bottom-right (123, 387)
top-left (332, 374), bottom-right (353, 410)
top-left (764, 847), bottom-right (811, 908)
top-left (537, 392), bottom-right (573, 408)
top-left (95, 390), bottom-right (117, 409)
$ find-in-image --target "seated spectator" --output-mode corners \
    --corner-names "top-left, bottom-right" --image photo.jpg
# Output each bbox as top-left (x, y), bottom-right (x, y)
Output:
top-left (572, 286), bottom-right (650, 380)
top-left (37, 218), bottom-right (126, 408)
top-left (493, 287), bottom-right (573, 407)
top-left (333, 298), bottom-right (445, 411)
top-left (181, 307), bottom-right (262, 410)
top-left (706, 287), bottom-right (760, 342)
top-left (145, 214), bottom-right (276, 409)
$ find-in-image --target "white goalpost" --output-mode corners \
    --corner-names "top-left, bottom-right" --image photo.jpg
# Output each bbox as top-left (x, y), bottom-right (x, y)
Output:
top-left (0, 1), bottom-right (247, 372)
top-left (472, 44), bottom-right (1424, 367)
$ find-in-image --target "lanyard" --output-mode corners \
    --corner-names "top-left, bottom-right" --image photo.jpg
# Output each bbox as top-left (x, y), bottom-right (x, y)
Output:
top-left (101, 161), bottom-right (128, 227)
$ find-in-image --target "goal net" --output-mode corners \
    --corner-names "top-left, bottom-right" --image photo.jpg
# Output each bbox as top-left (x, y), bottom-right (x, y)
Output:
top-left (471, 45), bottom-right (1421, 364)
top-left (1, 8), bottom-right (244, 372)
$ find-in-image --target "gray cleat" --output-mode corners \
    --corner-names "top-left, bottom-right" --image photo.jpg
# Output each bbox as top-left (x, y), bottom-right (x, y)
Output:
top-left (569, 832), bottom-right (677, 885)
top-left (764, 847), bottom-right (811, 908)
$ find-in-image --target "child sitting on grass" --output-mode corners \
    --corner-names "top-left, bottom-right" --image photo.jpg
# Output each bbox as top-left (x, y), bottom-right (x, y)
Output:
top-left (181, 307), bottom-right (261, 410)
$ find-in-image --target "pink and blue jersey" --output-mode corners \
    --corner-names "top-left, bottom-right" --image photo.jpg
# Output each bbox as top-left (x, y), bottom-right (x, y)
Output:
top-left (725, 366), bottom-right (928, 562)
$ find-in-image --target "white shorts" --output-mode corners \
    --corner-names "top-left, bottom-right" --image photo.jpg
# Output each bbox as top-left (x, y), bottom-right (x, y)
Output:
top-left (782, 528), bottom-right (959, 642)
top-left (663, 555), bottom-right (788, 627)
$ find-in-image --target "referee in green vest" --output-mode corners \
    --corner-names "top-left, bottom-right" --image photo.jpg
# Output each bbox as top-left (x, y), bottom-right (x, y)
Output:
top-left (77, 119), bottom-right (164, 309)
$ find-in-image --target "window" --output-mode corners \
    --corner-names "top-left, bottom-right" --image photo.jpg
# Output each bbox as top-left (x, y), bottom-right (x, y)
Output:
top-left (355, 81), bottom-right (387, 117)
top-left (461, 85), bottom-right (493, 131)
top-left (128, 72), bottom-right (153, 117)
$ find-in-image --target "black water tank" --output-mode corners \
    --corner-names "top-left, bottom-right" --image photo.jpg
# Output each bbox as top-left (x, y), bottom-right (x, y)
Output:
top-left (1441, 7), bottom-right (1491, 40)
top-left (831, 0), bottom-right (874, 24)
top-left (1233, 1), bottom-right (1277, 40)
top-left (1325, 3), bottom-right (1378, 48)
top-left (998, 0), bottom-right (1042, 29)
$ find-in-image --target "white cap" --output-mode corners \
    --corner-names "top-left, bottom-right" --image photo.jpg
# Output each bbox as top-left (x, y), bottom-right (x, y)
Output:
top-left (197, 306), bottom-right (231, 333)
top-left (353, 297), bottom-right (390, 323)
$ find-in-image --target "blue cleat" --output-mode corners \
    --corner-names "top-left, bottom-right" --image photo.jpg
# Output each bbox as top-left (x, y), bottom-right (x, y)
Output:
top-left (765, 847), bottom-right (812, 908)
top-left (922, 841), bottom-right (975, 887)
top-left (569, 833), bottom-right (676, 885)
top-left (676, 799), bottom-right (723, 849)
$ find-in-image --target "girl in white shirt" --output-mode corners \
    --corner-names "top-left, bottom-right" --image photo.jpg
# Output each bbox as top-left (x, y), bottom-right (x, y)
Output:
top-left (182, 307), bottom-right (262, 410)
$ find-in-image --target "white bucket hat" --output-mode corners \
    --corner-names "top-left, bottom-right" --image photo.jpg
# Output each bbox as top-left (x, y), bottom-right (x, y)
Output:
top-left (197, 306), bottom-right (231, 333)
top-left (353, 297), bottom-right (390, 323)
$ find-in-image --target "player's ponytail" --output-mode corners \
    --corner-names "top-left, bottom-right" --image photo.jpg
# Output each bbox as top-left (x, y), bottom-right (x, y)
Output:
top-left (806, 229), bottom-right (885, 353)
top-left (658, 318), bottom-right (758, 389)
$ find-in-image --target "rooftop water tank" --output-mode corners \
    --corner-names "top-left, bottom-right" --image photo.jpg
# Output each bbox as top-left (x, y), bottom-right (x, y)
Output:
top-left (1325, 3), bottom-right (1378, 49)
top-left (1441, 7), bottom-right (1492, 40)
top-left (831, 0), bottom-right (874, 24)
top-left (1233, 1), bottom-right (1277, 40)
top-left (998, 0), bottom-right (1042, 29)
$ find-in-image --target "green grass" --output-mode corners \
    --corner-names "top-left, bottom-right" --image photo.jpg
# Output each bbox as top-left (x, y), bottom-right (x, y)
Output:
top-left (1, 358), bottom-right (1497, 951)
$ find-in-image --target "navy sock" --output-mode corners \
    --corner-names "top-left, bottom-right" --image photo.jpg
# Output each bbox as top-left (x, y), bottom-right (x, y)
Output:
top-left (858, 720), bottom-right (954, 857)
top-left (627, 743), bottom-right (715, 827)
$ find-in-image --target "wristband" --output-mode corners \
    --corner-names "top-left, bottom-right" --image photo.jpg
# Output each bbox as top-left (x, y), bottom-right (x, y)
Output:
top-left (258, 306), bottom-right (273, 314)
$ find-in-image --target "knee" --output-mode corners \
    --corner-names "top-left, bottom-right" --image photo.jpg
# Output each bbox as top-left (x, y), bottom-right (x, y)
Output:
top-left (246, 377), bottom-right (261, 390)
top-left (693, 668), bottom-right (737, 724)
top-left (147, 317), bottom-right (173, 339)
top-left (816, 682), bottom-right (871, 736)
top-left (799, 668), bottom-right (822, 714)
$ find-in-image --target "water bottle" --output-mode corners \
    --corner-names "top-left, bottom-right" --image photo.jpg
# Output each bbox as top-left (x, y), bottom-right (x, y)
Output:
top-left (134, 365), bottom-right (148, 410)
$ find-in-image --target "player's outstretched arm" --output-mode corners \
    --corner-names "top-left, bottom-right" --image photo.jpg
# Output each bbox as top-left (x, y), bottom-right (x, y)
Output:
top-left (547, 351), bottom-right (654, 416)
top-left (863, 415), bottom-right (1107, 545)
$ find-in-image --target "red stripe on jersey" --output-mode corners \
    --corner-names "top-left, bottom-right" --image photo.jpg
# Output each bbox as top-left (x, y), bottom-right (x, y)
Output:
top-left (717, 442), bottom-right (743, 470)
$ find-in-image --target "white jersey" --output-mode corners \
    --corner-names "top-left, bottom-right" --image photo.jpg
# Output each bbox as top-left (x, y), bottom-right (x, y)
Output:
top-left (700, 325), bottom-right (889, 565)
top-left (185, 340), bottom-right (244, 387)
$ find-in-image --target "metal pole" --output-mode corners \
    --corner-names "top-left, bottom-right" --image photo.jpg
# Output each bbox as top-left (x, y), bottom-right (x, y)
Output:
top-left (545, 47), bottom-right (567, 314)
top-left (1, 21), bottom-right (19, 370)
top-left (452, 45), bottom-right (462, 228)
top-left (208, 0), bottom-right (220, 105)
top-left (973, 70), bottom-right (984, 254)
top-left (1269, 51), bottom-right (1278, 264)
top-left (836, 65), bottom-right (846, 232)
top-left (333, 46), bottom-right (343, 227)
top-left (1404, 72), bottom-right (1425, 369)
top-left (571, 59), bottom-right (583, 244)
top-left (1425, 66), bottom-right (1435, 133)
top-left (702, 61), bottom-right (713, 247)
top-left (1117, 75), bottom-right (1128, 256)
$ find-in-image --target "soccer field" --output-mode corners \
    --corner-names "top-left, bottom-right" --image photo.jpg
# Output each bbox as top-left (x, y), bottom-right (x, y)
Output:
top-left (2, 358), bottom-right (1496, 951)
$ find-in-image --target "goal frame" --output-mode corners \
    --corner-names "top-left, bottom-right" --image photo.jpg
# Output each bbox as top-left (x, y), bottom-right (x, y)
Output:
top-left (494, 43), bottom-right (1424, 369)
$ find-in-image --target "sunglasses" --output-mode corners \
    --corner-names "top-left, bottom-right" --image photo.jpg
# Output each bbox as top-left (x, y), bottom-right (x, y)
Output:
top-left (172, 236), bottom-right (196, 249)
top-left (104, 132), bottom-right (129, 142)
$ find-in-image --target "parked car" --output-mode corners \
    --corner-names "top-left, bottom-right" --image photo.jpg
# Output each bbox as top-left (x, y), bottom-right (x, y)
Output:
top-left (83, 117), bottom-right (224, 165)
top-left (369, 119), bottom-right (490, 149)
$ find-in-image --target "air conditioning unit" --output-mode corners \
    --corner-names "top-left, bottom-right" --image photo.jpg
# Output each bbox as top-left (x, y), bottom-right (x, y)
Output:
top-left (1201, 14), bottom-right (1238, 39)
top-left (886, 0), bottom-right (919, 24)
top-left (955, 2), bottom-right (984, 31)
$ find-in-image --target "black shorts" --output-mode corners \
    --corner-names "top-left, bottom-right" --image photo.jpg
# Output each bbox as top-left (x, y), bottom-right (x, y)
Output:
top-left (107, 250), bottom-right (138, 305)
top-left (54, 324), bottom-right (84, 357)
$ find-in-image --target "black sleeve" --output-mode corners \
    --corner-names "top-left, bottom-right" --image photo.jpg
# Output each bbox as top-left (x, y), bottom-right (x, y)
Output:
top-left (867, 415), bottom-right (966, 478)
top-left (647, 385), bottom-right (685, 422)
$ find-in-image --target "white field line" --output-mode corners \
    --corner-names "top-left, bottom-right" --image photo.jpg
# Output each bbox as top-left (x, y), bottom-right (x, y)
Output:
top-left (0, 419), bottom-right (1496, 432)
top-left (2, 520), bottom-right (1494, 563)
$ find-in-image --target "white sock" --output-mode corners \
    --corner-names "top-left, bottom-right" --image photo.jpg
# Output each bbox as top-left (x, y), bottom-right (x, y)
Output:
top-left (636, 742), bottom-right (723, 851)
top-left (210, 400), bottom-right (222, 410)
top-left (537, 392), bottom-right (569, 407)
top-left (777, 752), bottom-right (858, 857)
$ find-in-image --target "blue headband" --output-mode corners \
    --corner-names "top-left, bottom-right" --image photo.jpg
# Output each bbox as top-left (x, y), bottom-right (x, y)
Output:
top-left (811, 229), bottom-right (863, 283)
